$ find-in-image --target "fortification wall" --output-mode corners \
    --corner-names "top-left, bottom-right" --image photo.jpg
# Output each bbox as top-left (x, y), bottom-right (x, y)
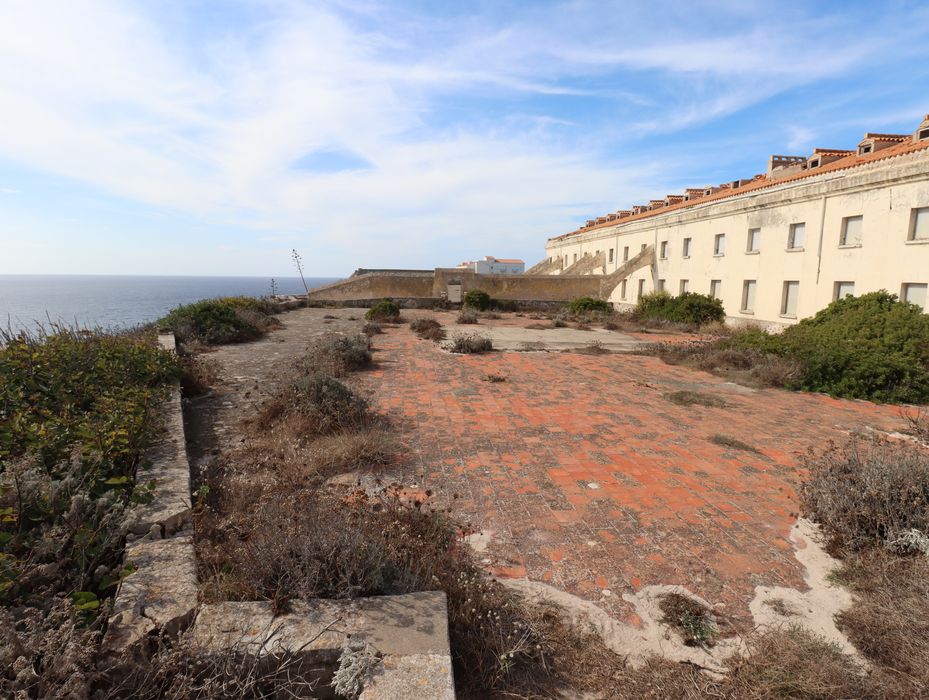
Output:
top-left (307, 271), bottom-right (435, 301)
top-left (432, 269), bottom-right (601, 301)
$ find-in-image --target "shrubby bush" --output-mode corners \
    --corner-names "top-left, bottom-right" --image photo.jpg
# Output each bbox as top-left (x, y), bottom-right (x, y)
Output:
top-left (449, 333), bottom-right (493, 354)
top-left (409, 317), bottom-right (445, 341)
top-left (364, 298), bottom-right (401, 322)
top-left (566, 296), bottom-right (612, 315)
top-left (800, 438), bottom-right (929, 553)
top-left (769, 291), bottom-right (929, 403)
top-left (259, 373), bottom-right (371, 435)
top-left (635, 291), bottom-right (725, 326)
top-left (300, 333), bottom-right (372, 377)
top-left (159, 296), bottom-right (278, 345)
top-left (462, 289), bottom-right (492, 311)
top-left (457, 309), bottom-right (479, 324)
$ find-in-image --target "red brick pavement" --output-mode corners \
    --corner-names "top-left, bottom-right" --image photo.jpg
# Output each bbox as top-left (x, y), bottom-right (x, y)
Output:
top-left (355, 319), bottom-right (905, 630)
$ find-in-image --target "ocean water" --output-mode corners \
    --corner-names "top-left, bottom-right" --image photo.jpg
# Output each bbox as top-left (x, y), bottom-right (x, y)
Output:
top-left (0, 274), bottom-right (339, 332)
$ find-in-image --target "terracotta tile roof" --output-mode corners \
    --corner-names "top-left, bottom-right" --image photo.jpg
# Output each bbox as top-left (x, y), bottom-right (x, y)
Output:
top-left (495, 258), bottom-right (524, 264)
top-left (550, 136), bottom-right (929, 242)
top-left (862, 133), bottom-right (909, 142)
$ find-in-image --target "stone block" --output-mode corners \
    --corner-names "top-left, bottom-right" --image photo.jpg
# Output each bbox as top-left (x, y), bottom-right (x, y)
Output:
top-left (103, 535), bottom-right (198, 655)
top-left (192, 591), bottom-right (454, 699)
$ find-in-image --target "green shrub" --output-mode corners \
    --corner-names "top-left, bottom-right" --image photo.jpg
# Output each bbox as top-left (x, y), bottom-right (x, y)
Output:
top-left (159, 297), bottom-right (276, 345)
top-left (462, 290), bottom-right (492, 311)
top-left (635, 291), bottom-right (725, 326)
top-left (0, 328), bottom-right (180, 608)
top-left (365, 299), bottom-right (401, 322)
top-left (566, 296), bottom-right (611, 315)
top-left (772, 291), bottom-right (929, 403)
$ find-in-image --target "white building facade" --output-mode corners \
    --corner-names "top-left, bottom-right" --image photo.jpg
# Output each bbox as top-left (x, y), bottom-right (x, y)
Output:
top-left (461, 256), bottom-right (525, 275)
top-left (544, 117), bottom-right (929, 327)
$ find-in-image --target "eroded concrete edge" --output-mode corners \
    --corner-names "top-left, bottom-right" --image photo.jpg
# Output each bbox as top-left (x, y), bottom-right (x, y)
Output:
top-left (500, 517), bottom-right (858, 672)
top-left (191, 593), bottom-right (455, 700)
top-left (103, 333), bottom-right (198, 657)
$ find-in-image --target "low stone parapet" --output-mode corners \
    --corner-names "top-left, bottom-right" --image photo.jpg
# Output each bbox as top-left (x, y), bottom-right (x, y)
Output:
top-left (192, 592), bottom-right (455, 699)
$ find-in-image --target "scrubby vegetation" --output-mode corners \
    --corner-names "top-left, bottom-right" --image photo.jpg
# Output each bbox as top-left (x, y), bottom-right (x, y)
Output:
top-left (800, 438), bottom-right (929, 554)
top-left (798, 437), bottom-right (929, 698)
top-left (409, 317), bottom-right (446, 341)
top-left (462, 289), bottom-right (492, 311)
top-left (566, 296), bottom-right (612, 315)
top-left (635, 291), bottom-right (726, 326)
top-left (659, 593), bottom-right (717, 647)
top-left (770, 291), bottom-right (929, 403)
top-left (364, 298), bottom-right (401, 322)
top-left (457, 309), bottom-right (479, 324)
top-left (651, 291), bottom-right (929, 402)
top-left (0, 327), bottom-right (181, 695)
top-left (665, 390), bottom-right (728, 408)
top-left (297, 332), bottom-right (372, 377)
top-left (158, 296), bottom-right (280, 346)
top-left (449, 333), bottom-right (493, 354)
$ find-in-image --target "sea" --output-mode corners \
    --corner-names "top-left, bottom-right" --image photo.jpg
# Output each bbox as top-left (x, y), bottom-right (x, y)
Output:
top-left (0, 274), bottom-right (339, 333)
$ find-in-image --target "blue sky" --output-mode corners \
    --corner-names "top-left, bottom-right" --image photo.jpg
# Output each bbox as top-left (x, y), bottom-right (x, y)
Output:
top-left (1, 0), bottom-right (928, 277)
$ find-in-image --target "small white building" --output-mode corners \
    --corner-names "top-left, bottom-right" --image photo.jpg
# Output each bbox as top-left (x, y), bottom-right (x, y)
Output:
top-left (457, 256), bottom-right (525, 275)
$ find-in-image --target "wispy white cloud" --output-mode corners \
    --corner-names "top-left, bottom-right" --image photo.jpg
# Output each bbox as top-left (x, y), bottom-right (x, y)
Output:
top-left (0, 0), bottom-right (925, 274)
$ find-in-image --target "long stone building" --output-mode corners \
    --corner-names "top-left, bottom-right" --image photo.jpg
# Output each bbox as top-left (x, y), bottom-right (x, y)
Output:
top-left (541, 115), bottom-right (929, 326)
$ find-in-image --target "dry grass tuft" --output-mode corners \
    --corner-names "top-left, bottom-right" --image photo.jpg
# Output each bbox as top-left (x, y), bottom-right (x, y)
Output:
top-left (835, 548), bottom-right (929, 695)
top-left (409, 317), bottom-right (446, 341)
top-left (800, 438), bottom-right (929, 553)
top-left (457, 309), bottom-right (479, 324)
top-left (658, 593), bottom-right (717, 647)
top-left (449, 333), bottom-right (493, 354)
top-left (362, 321), bottom-right (382, 336)
top-left (711, 433), bottom-right (762, 454)
top-left (665, 390), bottom-right (728, 408)
top-left (298, 333), bottom-right (372, 377)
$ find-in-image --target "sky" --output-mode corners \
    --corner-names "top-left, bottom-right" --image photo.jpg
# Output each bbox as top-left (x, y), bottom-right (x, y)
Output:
top-left (1, 0), bottom-right (928, 278)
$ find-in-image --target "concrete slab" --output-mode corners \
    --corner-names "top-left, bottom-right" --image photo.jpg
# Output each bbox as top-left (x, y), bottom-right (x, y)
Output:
top-left (129, 335), bottom-right (191, 537)
top-left (442, 324), bottom-right (642, 352)
top-left (191, 592), bottom-right (454, 699)
top-left (103, 535), bottom-right (198, 654)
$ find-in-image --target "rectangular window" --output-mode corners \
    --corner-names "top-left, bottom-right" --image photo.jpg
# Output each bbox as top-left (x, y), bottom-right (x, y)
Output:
top-left (840, 216), bottom-right (863, 246)
top-left (714, 233), bottom-right (726, 255)
top-left (657, 278), bottom-right (666, 292)
top-left (682, 237), bottom-right (692, 258)
top-left (710, 280), bottom-right (722, 299)
top-left (746, 227), bottom-right (760, 252)
top-left (781, 281), bottom-right (799, 317)
top-left (621, 279), bottom-right (627, 299)
top-left (659, 241), bottom-right (668, 259)
top-left (903, 283), bottom-right (928, 310)
top-left (834, 281), bottom-right (855, 300)
top-left (573, 253), bottom-right (578, 263)
top-left (788, 222), bottom-right (806, 249)
top-left (741, 280), bottom-right (756, 313)
top-left (679, 279), bottom-right (689, 294)
top-left (910, 207), bottom-right (929, 241)
top-left (637, 279), bottom-right (646, 299)
top-left (609, 248), bottom-right (614, 263)
top-left (623, 246), bottom-right (629, 261)
top-left (641, 243), bottom-right (647, 252)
